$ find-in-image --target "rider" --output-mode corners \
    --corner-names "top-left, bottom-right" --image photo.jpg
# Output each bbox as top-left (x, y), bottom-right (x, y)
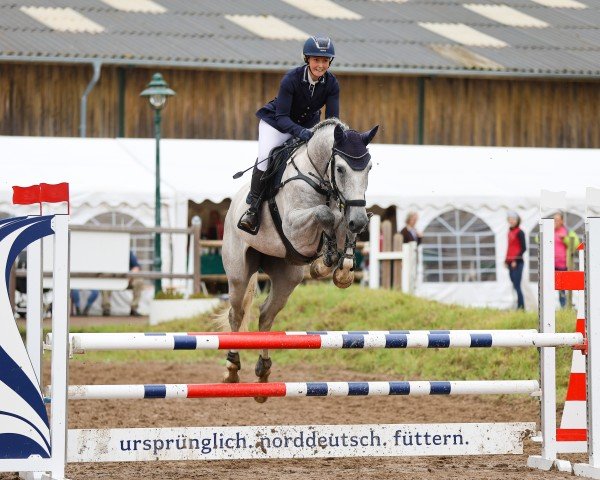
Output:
top-left (238, 35), bottom-right (340, 234)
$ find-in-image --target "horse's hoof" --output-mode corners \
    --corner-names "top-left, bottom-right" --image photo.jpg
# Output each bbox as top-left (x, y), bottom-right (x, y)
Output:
top-left (255, 355), bottom-right (272, 378)
top-left (222, 368), bottom-right (240, 383)
top-left (223, 360), bottom-right (240, 383)
top-left (309, 260), bottom-right (321, 279)
top-left (333, 268), bottom-right (354, 289)
top-left (254, 396), bottom-right (268, 404)
top-left (310, 257), bottom-right (333, 279)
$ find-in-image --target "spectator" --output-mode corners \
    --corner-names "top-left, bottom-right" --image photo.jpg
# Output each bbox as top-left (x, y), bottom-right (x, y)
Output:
top-left (71, 289), bottom-right (99, 316)
top-left (554, 212), bottom-right (581, 309)
top-left (554, 212), bottom-right (569, 309)
top-left (207, 210), bottom-right (224, 241)
top-left (505, 212), bottom-right (526, 310)
top-left (102, 251), bottom-right (143, 317)
top-left (400, 211), bottom-right (422, 245)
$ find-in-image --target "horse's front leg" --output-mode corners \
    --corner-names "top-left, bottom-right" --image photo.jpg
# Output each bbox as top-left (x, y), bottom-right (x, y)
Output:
top-left (297, 205), bottom-right (343, 279)
top-left (333, 233), bottom-right (357, 289)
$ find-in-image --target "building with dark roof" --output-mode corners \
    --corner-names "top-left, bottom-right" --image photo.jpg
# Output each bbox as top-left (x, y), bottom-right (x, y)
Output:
top-left (1, 0), bottom-right (599, 146)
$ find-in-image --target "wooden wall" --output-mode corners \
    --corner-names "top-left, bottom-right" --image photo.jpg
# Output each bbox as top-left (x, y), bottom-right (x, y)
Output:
top-left (1, 62), bottom-right (599, 147)
top-left (423, 77), bottom-right (600, 147)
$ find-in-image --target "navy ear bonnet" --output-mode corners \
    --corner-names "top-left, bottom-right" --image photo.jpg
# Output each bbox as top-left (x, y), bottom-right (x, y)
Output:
top-left (333, 125), bottom-right (379, 171)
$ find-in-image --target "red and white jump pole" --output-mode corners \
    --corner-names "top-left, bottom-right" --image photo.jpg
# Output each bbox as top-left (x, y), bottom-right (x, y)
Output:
top-left (51, 330), bottom-right (584, 352)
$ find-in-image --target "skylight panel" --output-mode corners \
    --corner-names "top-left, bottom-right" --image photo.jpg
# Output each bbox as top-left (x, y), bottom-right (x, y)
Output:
top-left (100, 0), bottom-right (166, 13)
top-left (225, 15), bottom-right (309, 40)
top-left (281, 0), bottom-right (362, 19)
top-left (464, 4), bottom-right (549, 27)
top-left (530, 0), bottom-right (586, 8)
top-left (20, 6), bottom-right (104, 33)
top-left (419, 23), bottom-right (508, 48)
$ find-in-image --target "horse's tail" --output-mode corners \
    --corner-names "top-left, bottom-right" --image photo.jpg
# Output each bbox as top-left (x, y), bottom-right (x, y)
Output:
top-left (239, 272), bottom-right (258, 332)
top-left (213, 272), bottom-right (258, 332)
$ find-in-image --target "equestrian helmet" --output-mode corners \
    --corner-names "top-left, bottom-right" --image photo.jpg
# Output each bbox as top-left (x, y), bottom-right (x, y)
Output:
top-left (303, 36), bottom-right (335, 62)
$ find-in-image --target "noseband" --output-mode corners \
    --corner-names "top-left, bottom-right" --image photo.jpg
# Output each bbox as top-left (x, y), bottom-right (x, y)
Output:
top-left (329, 148), bottom-right (369, 211)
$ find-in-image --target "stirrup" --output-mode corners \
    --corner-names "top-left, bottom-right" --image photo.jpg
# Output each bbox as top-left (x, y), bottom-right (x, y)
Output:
top-left (238, 209), bottom-right (260, 235)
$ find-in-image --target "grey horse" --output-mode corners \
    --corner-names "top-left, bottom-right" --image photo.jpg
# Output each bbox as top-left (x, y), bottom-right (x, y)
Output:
top-left (221, 118), bottom-right (378, 402)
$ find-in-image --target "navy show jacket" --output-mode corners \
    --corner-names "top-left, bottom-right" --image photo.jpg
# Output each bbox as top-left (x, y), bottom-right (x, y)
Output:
top-left (256, 65), bottom-right (340, 137)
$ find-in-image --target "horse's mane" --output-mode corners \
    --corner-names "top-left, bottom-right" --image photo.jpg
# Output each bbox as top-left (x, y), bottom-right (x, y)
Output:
top-left (311, 118), bottom-right (348, 133)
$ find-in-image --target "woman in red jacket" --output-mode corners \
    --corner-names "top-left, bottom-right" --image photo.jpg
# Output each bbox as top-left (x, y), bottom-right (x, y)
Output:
top-left (506, 211), bottom-right (527, 310)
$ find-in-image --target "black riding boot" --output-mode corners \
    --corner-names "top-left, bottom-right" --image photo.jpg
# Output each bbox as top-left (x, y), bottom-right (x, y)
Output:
top-left (238, 168), bottom-right (265, 235)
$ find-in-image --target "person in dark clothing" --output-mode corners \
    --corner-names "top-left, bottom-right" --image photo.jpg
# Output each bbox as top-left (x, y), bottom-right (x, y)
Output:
top-left (505, 211), bottom-right (527, 310)
top-left (238, 35), bottom-right (340, 235)
top-left (400, 211), bottom-right (422, 246)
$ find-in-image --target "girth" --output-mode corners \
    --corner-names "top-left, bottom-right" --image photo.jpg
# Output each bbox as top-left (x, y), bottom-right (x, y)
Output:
top-left (268, 197), bottom-right (323, 266)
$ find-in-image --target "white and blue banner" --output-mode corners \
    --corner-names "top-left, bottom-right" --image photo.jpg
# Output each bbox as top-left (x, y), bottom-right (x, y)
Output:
top-left (0, 215), bottom-right (55, 459)
top-left (69, 423), bottom-right (536, 462)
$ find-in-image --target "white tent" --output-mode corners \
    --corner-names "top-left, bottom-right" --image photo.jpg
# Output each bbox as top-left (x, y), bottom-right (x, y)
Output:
top-left (1, 135), bottom-right (597, 310)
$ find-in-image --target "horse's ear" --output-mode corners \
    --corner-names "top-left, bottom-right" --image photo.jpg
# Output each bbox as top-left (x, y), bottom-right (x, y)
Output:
top-left (334, 124), bottom-right (345, 145)
top-left (361, 125), bottom-right (379, 146)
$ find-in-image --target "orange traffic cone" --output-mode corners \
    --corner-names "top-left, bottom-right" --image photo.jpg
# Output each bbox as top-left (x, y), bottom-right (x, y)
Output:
top-left (556, 289), bottom-right (587, 453)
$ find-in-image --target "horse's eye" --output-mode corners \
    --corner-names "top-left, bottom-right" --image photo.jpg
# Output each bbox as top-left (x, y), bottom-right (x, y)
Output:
top-left (336, 166), bottom-right (344, 174)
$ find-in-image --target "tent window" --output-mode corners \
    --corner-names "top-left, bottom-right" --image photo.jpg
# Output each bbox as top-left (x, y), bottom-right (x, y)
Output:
top-left (86, 212), bottom-right (154, 271)
top-left (422, 209), bottom-right (496, 283)
top-left (528, 211), bottom-right (584, 282)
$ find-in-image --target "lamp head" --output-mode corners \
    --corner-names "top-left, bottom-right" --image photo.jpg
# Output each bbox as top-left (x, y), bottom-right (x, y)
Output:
top-left (140, 73), bottom-right (175, 110)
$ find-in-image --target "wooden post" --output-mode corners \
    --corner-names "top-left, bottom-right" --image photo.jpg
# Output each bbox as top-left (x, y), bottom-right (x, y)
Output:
top-left (392, 233), bottom-right (404, 290)
top-left (192, 221), bottom-right (201, 295)
top-left (381, 220), bottom-right (392, 289)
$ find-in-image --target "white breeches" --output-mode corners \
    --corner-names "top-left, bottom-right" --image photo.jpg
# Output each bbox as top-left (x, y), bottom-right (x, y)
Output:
top-left (256, 120), bottom-right (293, 172)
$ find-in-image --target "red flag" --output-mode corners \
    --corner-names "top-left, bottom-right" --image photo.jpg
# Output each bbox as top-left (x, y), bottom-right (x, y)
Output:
top-left (40, 182), bottom-right (69, 203)
top-left (12, 184), bottom-right (41, 205)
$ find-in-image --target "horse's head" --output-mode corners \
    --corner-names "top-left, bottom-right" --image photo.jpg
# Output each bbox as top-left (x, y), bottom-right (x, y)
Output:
top-left (329, 124), bottom-right (378, 234)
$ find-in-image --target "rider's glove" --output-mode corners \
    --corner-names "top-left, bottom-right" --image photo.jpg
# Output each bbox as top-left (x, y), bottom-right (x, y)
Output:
top-left (298, 129), bottom-right (314, 142)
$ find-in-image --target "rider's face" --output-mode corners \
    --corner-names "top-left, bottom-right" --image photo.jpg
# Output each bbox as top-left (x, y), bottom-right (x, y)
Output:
top-left (307, 56), bottom-right (331, 79)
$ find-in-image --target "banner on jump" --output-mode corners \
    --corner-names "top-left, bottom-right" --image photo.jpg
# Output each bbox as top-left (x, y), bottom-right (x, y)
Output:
top-left (68, 422), bottom-right (535, 462)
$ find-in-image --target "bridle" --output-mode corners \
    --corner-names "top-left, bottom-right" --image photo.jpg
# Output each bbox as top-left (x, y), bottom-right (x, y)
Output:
top-left (303, 144), bottom-right (369, 213)
top-left (268, 136), bottom-right (371, 266)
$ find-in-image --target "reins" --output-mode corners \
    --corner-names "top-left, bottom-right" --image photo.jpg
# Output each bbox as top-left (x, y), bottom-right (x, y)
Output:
top-left (276, 141), bottom-right (367, 213)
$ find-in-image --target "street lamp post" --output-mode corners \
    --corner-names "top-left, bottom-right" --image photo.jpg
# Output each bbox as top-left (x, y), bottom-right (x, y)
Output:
top-left (140, 73), bottom-right (175, 294)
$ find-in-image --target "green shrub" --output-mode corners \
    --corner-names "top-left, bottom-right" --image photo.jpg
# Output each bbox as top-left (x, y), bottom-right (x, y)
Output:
top-left (154, 289), bottom-right (184, 300)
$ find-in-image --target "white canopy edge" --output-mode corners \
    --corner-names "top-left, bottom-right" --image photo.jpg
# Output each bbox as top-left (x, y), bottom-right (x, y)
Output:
top-left (1, 136), bottom-right (598, 213)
